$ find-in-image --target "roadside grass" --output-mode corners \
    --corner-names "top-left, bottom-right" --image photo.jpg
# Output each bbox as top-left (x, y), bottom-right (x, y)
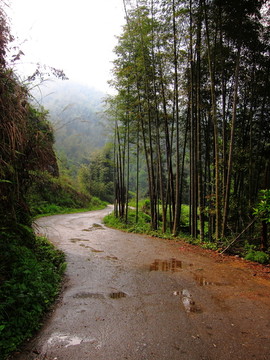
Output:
top-left (27, 171), bottom-right (108, 218)
top-left (32, 197), bottom-right (108, 218)
top-left (244, 243), bottom-right (270, 264)
top-left (104, 207), bottom-right (187, 240)
top-left (104, 209), bottom-right (152, 234)
top-left (0, 227), bottom-right (66, 360)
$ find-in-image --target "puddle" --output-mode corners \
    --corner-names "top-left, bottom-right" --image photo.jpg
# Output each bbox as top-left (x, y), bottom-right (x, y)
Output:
top-left (174, 289), bottom-right (202, 314)
top-left (92, 223), bottom-right (103, 228)
top-left (70, 238), bottom-right (89, 243)
top-left (109, 291), bottom-right (127, 299)
top-left (103, 255), bottom-right (118, 260)
top-left (193, 274), bottom-right (225, 286)
top-left (73, 292), bottom-right (105, 299)
top-left (79, 244), bottom-right (91, 248)
top-left (82, 223), bottom-right (104, 232)
top-left (150, 258), bottom-right (182, 272)
top-left (47, 333), bottom-right (96, 348)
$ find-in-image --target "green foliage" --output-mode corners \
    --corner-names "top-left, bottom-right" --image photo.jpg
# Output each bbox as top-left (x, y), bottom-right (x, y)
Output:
top-left (0, 230), bottom-right (65, 359)
top-left (253, 189), bottom-right (270, 223)
top-left (78, 144), bottom-right (114, 203)
top-left (128, 197), bottom-right (147, 209)
top-left (141, 199), bottom-right (151, 215)
top-left (27, 171), bottom-right (94, 217)
top-left (180, 204), bottom-right (190, 226)
top-left (200, 242), bottom-right (219, 251)
top-left (104, 210), bottom-right (151, 234)
top-left (244, 248), bottom-right (270, 264)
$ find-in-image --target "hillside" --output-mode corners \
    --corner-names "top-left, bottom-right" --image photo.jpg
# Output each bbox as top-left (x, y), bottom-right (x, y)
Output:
top-left (33, 81), bottom-right (109, 174)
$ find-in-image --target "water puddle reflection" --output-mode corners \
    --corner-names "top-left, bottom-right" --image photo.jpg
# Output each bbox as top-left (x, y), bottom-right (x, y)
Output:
top-left (150, 258), bottom-right (182, 272)
top-left (193, 274), bottom-right (225, 287)
top-left (174, 289), bottom-right (202, 314)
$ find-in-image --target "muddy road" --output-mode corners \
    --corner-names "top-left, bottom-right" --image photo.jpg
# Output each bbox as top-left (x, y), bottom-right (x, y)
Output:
top-left (12, 206), bottom-right (270, 360)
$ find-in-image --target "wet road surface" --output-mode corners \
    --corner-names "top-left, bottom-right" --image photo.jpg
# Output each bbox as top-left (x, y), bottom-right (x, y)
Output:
top-left (11, 206), bottom-right (270, 359)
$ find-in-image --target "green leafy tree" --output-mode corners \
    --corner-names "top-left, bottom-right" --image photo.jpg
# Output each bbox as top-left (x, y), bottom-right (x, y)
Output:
top-left (78, 144), bottom-right (114, 203)
top-left (253, 189), bottom-right (270, 250)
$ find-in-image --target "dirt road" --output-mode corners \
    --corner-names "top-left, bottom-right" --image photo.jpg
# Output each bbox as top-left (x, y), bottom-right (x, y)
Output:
top-left (12, 206), bottom-right (270, 360)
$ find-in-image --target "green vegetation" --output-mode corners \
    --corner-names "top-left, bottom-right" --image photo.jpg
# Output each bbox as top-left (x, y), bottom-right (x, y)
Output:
top-left (27, 171), bottom-right (107, 217)
top-left (108, 0), bottom-right (270, 256)
top-left (104, 209), bottom-right (152, 234)
top-left (104, 200), bottom-right (187, 239)
top-left (244, 247), bottom-right (270, 264)
top-left (0, 228), bottom-right (65, 359)
top-left (78, 143), bottom-right (114, 203)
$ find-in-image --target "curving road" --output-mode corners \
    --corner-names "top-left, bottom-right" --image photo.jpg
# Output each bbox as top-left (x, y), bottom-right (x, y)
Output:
top-left (12, 206), bottom-right (270, 360)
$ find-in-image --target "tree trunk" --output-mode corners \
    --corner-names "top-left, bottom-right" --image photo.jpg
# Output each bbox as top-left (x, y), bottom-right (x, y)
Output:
top-left (222, 46), bottom-right (241, 237)
top-left (203, 0), bottom-right (221, 240)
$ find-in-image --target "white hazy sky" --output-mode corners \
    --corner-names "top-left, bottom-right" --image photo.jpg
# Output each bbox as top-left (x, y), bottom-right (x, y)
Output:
top-left (8, 0), bottom-right (125, 93)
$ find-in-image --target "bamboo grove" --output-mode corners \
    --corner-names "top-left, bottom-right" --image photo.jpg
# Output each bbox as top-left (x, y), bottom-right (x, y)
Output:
top-left (109, 0), bottom-right (270, 245)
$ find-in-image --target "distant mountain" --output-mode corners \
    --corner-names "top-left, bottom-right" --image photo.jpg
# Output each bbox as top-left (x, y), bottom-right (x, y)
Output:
top-left (32, 80), bottom-right (110, 174)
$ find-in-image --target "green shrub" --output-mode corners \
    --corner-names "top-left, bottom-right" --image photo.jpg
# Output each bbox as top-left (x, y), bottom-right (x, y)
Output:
top-left (0, 231), bottom-right (65, 359)
top-left (244, 250), bottom-right (269, 264)
top-left (27, 171), bottom-right (92, 217)
top-left (104, 209), bottom-right (152, 234)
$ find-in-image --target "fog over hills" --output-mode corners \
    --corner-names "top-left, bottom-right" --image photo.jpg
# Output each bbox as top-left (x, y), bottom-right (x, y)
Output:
top-left (33, 80), bottom-right (110, 173)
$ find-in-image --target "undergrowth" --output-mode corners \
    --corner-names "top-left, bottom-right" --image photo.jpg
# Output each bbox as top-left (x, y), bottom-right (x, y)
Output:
top-left (27, 171), bottom-right (107, 217)
top-left (0, 227), bottom-right (66, 360)
top-left (244, 244), bottom-right (270, 264)
top-left (33, 196), bottom-right (107, 218)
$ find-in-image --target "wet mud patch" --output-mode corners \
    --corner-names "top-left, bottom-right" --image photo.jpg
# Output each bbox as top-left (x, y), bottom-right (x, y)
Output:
top-left (102, 255), bottom-right (118, 260)
top-left (70, 238), bottom-right (89, 243)
top-left (150, 258), bottom-right (183, 272)
top-left (174, 290), bottom-right (202, 314)
top-left (193, 274), bottom-right (228, 287)
top-left (73, 291), bottom-right (127, 300)
top-left (82, 223), bottom-right (105, 232)
top-left (79, 244), bottom-right (91, 248)
top-left (73, 292), bottom-right (105, 299)
top-left (91, 248), bottom-right (104, 253)
top-left (109, 291), bottom-right (127, 299)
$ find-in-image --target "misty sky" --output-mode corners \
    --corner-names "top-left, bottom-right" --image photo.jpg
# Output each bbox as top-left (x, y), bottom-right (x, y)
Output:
top-left (8, 0), bottom-right (125, 93)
